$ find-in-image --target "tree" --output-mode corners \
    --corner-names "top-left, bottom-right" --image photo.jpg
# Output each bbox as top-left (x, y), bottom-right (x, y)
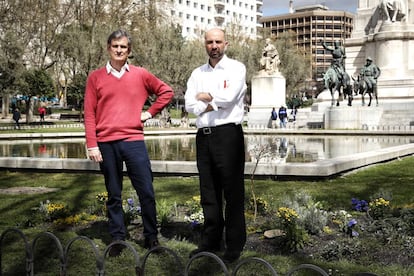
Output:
top-left (19, 69), bottom-right (54, 123)
top-left (0, 31), bottom-right (26, 116)
top-left (274, 31), bottom-right (310, 101)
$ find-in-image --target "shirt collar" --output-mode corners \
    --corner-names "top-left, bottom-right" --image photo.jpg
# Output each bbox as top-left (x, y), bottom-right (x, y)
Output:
top-left (106, 61), bottom-right (129, 74)
top-left (207, 55), bottom-right (229, 70)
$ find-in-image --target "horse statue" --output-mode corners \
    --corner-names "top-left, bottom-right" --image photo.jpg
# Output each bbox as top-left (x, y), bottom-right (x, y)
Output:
top-left (323, 67), bottom-right (353, 107)
top-left (379, 0), bottom-right (406, 22)
top-left (352, 74), bottom-right (379, 107)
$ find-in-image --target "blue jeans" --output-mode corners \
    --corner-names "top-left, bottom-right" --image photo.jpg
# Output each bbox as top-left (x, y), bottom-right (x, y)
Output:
top-left (98, 140), bottom-right (157, 241)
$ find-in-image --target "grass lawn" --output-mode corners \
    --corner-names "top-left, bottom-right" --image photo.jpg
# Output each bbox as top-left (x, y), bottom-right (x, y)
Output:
top-left (0, 154), bottom-right (413, 275)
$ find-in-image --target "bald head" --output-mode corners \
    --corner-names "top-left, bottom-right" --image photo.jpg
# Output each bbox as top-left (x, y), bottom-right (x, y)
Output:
top-left (205, 27), bottom-right (226, 40)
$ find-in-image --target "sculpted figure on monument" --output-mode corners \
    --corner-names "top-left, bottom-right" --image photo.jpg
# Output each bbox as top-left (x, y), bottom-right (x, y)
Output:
top-left (321, 40), bottom-right (353, 106)
top-left (353, 57), bottom-right (381, 107)
top-left (260, 38), bottom-right (280, 74)
top-left (379, 0), bottom-right (406, 22)
top-left (321, 40), bottom-right (349, 88)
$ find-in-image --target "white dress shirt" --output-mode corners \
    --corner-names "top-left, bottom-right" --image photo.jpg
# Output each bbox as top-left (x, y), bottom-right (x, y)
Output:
top-left (185, 55), bottom-right (247, 128)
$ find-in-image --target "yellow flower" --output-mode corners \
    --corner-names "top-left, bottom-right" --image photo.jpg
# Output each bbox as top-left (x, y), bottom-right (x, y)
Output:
top-left (277, 207), bottom-right (299, 222)
top-left (47, 203), bottom-right (64, 213)
top-left (369, 197), bottom-right (390, 208)
top-left (323, 226), bottom-right (333, 234)
top-left (192, 195), bottom-right (201, 203)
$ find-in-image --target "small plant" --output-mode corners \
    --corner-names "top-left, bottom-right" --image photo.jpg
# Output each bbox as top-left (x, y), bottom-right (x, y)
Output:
top-left (331, 209), bottom-right (353, 233)
top-left (277, 207), bottom-right (308, 252)
top-left (351, 198), bottom-right (369, 212)
top-left (184, 195), bottom-right (204, 228)
top-left (369, 197), bottom-right (391, 219)
top-left (53, 212), bottom-right (98, 227)
top-left (157, 199), bottom-right (173, 226)
top-left (96, 191), bottom-right (108, 204)
top-left (123, 197), bottom-right (141, 225)
top-left (346, 218), bottom-right (359, 238)
top-left (248, 196), bottom-right (269, 215)
top-left (95, 191), bottom-right (108, 216)
top-left (281, 192), bottom-right (328, 235)
top-left (39, 200), bottom-right (70, 222)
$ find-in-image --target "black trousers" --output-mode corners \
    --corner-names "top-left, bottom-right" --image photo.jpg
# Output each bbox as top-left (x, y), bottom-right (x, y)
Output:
top-left (196, 123), bottom-right (246, 252)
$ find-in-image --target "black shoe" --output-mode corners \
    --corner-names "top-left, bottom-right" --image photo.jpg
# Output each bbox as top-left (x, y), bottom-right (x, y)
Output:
top-left (108, 243), bottom-right (126, 257)
top-left (222, 250), bottom-right (241, 263)
top-left (144, 238), bottom-right (160, 250)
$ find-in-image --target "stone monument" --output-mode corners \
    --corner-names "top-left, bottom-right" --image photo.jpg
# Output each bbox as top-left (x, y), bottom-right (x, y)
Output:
top-left (247, 38), bottom-right (286, 128)
top-left (346, 0), bottom-right (414, 95)
top-left (316, 0), bottom-right (414, 129)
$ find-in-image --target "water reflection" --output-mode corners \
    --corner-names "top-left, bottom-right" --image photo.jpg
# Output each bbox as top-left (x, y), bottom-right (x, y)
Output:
top-left (0, 135), bottom-right (412, 163)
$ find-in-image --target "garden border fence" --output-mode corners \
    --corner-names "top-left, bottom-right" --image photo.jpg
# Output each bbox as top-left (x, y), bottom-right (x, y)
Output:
top-left (1, 227), bottom-right (379, 276)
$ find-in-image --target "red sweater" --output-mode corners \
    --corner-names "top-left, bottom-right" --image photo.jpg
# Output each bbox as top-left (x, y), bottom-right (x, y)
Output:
top-left (84, 65), bottom-right (173, 148)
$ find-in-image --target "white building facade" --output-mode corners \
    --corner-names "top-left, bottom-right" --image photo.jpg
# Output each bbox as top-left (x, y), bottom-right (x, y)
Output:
top-left (164, 0), bottom-right (263, 39)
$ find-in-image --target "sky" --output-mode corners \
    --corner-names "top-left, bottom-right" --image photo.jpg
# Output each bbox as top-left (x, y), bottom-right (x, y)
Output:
top-left (262, 0), bottom-right (359, 16)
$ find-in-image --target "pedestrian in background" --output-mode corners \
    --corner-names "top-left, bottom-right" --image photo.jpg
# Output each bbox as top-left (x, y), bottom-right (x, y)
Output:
top-left (185, 27), bottom-right (247, 264)
top-left (84, 29), bottom-right (174, 257)
top-left (12, 108), bottom-right (21, 129)
top-left (270, 107), bottom-right (278, 128)
top-left (278, 105), bottom-right (288, 128)
top-left (38, 106), bottom-right (46, 123)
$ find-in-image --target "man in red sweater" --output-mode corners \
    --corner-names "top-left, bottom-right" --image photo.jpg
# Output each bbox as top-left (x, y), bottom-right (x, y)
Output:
top-left (84, 29), bottom-right (174, 257)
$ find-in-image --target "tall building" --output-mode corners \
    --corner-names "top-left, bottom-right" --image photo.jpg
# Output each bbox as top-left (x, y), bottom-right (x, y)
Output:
top-left (165, 0), bottom-right (263, 39)
top-left (260, 4), bottom-right (354, 93)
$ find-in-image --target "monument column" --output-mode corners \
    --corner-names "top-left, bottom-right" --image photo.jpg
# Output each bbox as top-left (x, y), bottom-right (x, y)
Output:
top-left (247, 39), bottom-right (286, 128)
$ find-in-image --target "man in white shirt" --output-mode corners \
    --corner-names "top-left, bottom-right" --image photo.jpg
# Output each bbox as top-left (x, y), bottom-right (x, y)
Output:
top-left (185, 27), bottom-right (247, 264)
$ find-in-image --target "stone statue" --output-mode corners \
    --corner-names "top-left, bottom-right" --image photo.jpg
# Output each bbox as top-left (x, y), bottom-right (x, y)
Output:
top-left (321, 40), bottom-right (353, 106)
top-left (379, 0), bottom-right (406, 22)
top-left (260, 38), bottom-right (280, 74)
top-left (321, 40), bottom-right (349, 87)
top-left (353, 57), bottom-right (381, 107)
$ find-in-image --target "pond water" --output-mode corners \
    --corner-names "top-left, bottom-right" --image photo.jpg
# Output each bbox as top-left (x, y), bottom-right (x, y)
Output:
top-left (1, 135), bottom-right (413, 163)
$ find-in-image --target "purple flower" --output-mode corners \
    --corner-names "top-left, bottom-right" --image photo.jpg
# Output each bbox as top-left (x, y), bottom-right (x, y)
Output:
top-left (127, 198), bottom-right (134, 206)
top-left (351, 198), bottom-right (369, 212)
top-left (190, 221), bottom-right (200, 228)
top-left (348, 219), bottom-right (357, 227)
top-left (351, 230), bottom-right (359, 237)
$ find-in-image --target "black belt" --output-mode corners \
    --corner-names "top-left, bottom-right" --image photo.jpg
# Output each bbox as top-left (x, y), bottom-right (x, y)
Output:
top-left (198, 123), bottom-right (238, 135)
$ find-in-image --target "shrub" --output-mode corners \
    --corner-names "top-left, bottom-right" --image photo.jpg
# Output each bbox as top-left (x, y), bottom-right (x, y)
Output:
top-left (276, 207), bottom-right (309, 252)
top-left (369, 197), bottom-right (391, 219)
top-left (281, 192), bottom-right (329, 235)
